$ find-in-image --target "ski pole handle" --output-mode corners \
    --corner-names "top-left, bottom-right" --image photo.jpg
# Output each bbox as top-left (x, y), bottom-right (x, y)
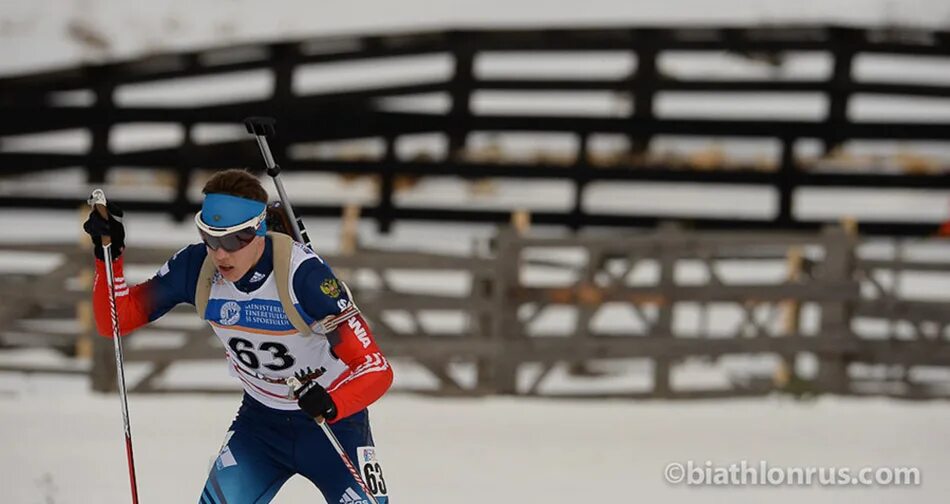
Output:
top-left (243, 116), bottom-right (312, 248)
top-left (88, 189), bottom-right (113, 247)
top-left (244, 116), bottom-right (281, 177)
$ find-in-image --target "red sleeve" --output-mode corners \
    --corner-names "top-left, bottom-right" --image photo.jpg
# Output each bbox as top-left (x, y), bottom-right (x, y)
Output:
top-left (93, 257), bottom-right (152, 338)
top-left (325, 313), bottom-right (394, 422)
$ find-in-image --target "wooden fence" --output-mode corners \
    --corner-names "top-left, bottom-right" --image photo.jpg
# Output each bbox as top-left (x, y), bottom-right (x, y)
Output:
top-left (3, 224), bottom-right (950, 398)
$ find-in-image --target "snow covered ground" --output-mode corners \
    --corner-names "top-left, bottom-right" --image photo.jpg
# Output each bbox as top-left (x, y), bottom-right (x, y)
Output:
top-left (2, 372), bottom-right (950, 504)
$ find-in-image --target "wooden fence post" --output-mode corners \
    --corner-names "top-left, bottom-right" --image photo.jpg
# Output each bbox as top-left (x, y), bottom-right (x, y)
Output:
top-left (510, 209), bottom-right (531, 236)
top-left (775, 246), bottom-right (804, 388)
top-left (337, 203), bottom-right (361, 285)
top-left (90, 319), bottom-right (117, 392)
top-left (815, 223), bottom-right (857, 394)
top-left (81, 208), bottom-right (118, 392)
top-left (486, 214), bottom-right (528, 394)
top-left (76, 206), bottom-right (94, 361)
top-left (653, 223), bottom-right (680, 397)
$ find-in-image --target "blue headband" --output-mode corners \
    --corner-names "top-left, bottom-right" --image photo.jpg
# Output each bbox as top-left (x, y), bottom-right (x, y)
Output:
top-left (201, 193), bottom-right (267, 236)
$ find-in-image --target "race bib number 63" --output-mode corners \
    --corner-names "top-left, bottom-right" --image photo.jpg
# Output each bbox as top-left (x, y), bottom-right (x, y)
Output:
top-left (357, 446), bottom-right (389, 500)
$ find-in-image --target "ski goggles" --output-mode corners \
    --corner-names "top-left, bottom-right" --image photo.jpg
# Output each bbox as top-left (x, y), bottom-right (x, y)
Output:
top-left (195, 208), bottom-right (266, 252)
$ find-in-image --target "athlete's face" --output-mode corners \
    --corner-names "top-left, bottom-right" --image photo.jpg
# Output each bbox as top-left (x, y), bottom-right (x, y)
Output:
top-left (209, 235), bottom-right (265, 282)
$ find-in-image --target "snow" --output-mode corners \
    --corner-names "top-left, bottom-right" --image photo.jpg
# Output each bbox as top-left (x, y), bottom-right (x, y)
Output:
top-left (2, 372), bottom-right (950, 504)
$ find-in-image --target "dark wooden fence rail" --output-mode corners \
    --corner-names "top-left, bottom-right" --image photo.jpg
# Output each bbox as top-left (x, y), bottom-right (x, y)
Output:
top-left (1, 26), bottom-right (949, 233)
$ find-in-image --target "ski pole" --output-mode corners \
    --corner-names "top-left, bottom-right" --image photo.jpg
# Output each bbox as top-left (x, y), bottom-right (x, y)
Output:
top-left (243, 117), bottom-right (311, 246)
top-left (88, 189), bottom-right (141, 504)
top-left (286, 378), bottom-right (379, 504)
top-left (244, 117), bottom-right (379, 504)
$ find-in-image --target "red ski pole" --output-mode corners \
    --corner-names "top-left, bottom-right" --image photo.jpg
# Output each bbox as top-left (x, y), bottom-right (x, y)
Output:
top-left (89, 189), bottom-right (141, 504)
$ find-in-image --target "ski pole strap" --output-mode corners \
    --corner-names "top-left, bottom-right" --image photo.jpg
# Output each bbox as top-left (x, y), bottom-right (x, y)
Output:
top-left (194, 257), bottom-right (217, 320)
top-left (269, 232), bottom-right (314, 336)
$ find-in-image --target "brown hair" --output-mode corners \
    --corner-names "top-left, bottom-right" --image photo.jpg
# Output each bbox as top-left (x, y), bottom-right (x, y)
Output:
top-left (202, 169), bottom-right (268, 203)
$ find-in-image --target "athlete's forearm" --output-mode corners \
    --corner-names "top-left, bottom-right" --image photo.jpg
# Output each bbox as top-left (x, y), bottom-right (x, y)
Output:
top-left (92, 257), bottom-right (152, 337)
top-left (325, 314), bottom-right (394, 420)
top-left (327, 351), bottom-right (394, 420)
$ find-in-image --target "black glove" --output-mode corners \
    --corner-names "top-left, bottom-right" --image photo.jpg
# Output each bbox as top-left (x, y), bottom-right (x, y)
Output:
top-left (295, 380), bottom-right (338, 421)
top-left (82, 201), bottom-right (125, 261)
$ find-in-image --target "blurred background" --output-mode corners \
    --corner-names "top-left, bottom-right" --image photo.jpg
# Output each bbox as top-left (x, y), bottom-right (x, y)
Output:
top-left (2, 1), bottom-right (950, 503)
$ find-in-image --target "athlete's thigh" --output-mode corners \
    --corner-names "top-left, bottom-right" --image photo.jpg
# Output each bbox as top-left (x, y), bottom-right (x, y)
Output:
top-left (296, 411), bottom-right (391, 504)
top-left (199, 420), bottom-right (293, 504)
